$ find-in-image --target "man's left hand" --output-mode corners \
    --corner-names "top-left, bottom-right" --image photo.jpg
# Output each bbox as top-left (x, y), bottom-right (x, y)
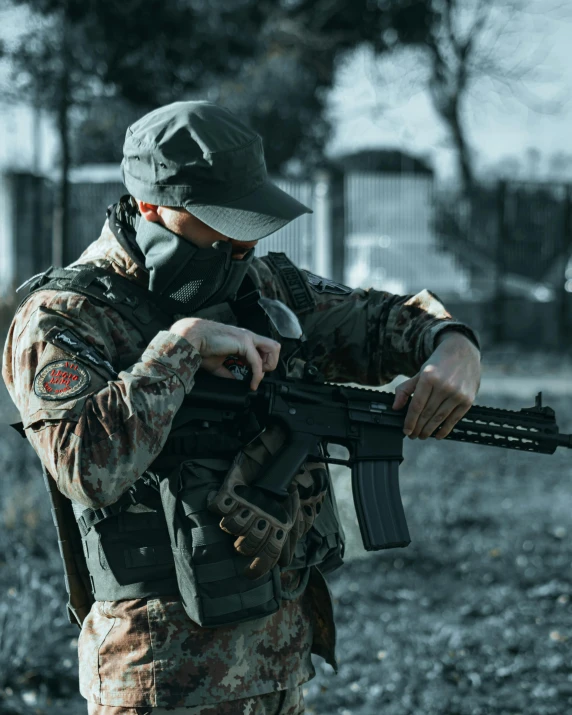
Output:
top-left (392, 332), bottom-right (481, 440)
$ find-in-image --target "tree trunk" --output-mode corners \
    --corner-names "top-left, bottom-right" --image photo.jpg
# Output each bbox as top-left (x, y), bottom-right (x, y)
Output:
top-left (444, 96), bottom-right (474, 195)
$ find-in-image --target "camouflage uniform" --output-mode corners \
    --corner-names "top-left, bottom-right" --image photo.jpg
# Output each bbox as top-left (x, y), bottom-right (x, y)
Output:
top-left (2, 206), bottom-right (476, 713)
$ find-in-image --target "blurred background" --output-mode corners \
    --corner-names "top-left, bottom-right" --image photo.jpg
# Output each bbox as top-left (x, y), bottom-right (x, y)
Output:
top-left (0, 1), bottom-right (571, 714)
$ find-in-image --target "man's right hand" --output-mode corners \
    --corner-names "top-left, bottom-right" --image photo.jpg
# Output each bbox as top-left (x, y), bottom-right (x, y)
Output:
top-left (170, 317), bottom-right (281, 390)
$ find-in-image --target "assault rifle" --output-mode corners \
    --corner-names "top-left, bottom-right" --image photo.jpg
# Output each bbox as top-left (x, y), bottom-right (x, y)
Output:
top-left (179, 369), bottom-right (572, 551)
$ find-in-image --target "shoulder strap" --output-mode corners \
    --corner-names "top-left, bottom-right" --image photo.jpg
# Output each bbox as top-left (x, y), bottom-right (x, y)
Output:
top-left (17, 265), bottom-right (178, 344)
top-left (74, 475), bottom-right (161, 537)
top-left (263, 252), bottom-right (316, 315)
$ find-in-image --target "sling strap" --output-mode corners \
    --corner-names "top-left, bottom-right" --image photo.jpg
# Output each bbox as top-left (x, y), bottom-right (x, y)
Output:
top-left (264, 252), bottom-right (315, 314)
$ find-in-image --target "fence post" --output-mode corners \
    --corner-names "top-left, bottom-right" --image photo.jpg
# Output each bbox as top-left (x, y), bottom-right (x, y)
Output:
top-left (559, 184), bottom-right (572, 349)
top-left (0, 173), bottom-right (52, 294)
top-left (330, 167), bottom-right (345, 284)
top-left (312, 167), bottom-right (345, 282)
top-left (0, 174), bottom-right (16, 297)
top-left (493, 180), bottom-right (508, 344)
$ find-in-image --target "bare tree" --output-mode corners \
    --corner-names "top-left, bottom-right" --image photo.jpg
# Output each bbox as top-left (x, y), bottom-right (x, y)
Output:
top-left (423, 0), bottom-right (496, 192)
top-left (428, 0), bottom-right (572, 192)
top-left (0, 0), bottom-right (275, 264)
top-left (361, 0), bottom-right (570, 193)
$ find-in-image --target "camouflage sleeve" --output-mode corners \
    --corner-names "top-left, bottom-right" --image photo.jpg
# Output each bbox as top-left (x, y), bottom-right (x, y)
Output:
top-left (254, 258), bottom-right (479, 385)
top-left (300, 284), bottom-right (479, 384)
top-left (2, 290), bottom-right (201, 509)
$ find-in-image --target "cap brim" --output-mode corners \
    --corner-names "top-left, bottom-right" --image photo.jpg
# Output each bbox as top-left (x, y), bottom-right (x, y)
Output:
top-left (183, 180), bottom-right (312, 242)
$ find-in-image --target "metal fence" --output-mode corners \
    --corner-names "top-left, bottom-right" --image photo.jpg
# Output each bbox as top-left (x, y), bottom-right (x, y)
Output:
top-left (344, 174), bottom-right (469, 296)
top-left (1, 170), bottom-right (453, 296)
top-left (434, 180), bottom-right (572, 346)
top-left (65, 178), bottom-right (315, 271)
top-left (435, 181), bottom-right (572, 290)
top-left (0, 173), bottom-right (52, 292)
top-left (3, 170), bottom-right (572, 348)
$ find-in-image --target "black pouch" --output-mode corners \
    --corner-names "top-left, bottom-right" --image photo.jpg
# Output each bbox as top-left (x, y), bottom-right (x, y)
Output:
top-left (159, 458), bottom-right (282, 627)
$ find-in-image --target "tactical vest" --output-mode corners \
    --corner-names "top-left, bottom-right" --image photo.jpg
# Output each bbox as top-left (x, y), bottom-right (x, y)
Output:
top-left (16, 255), bottom-right (345, 628)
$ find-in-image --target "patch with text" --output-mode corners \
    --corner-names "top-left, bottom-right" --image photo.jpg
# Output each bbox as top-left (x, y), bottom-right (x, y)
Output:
top-left (34, 360), bottom-right (91, 400)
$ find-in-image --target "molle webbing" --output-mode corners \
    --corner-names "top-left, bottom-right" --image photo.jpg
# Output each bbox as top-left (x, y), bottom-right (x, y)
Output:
top-left (188, 521), bottom-right (277, 620)
top-left (158, 466), bottom-right (282, 627)
top-left (18, 265), bottom-right (178, 344)
top-left (74, 477), bottom-right (161, 536)
top-left (264, 252), bottom-right (316, 314)
top-left (71, 478), bottom-right (179, 601)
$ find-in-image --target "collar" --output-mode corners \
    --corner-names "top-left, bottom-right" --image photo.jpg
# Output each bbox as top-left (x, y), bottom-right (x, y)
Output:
top-left (69, 196), bottom-right (149, 287)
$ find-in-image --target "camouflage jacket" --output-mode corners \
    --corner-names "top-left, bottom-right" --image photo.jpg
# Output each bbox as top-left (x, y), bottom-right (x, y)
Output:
top-left (2, 205), bottom-right (478, 709)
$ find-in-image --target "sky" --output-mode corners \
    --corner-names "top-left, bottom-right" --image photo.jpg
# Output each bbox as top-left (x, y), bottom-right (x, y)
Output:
top-left (1, 1), bottom-right (572, 182)
top-left (327, 1), bottom-right (572, 182)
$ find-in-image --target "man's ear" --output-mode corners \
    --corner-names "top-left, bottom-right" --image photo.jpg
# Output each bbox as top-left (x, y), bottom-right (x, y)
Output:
top-left (136, 200), bottom-right (161, 222)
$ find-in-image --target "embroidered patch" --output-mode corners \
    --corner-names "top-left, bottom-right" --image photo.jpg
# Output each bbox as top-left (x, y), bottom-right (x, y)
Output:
top-left (34, 360), bottom-right (91, 400)
top-left (303, 271), bottom-right (353, 295)
top-left (47, 328), bottom-right (118, 379)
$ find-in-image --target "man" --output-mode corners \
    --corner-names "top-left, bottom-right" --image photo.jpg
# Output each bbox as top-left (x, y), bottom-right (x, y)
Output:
top-left (2, 101), bottom-right (481, 715)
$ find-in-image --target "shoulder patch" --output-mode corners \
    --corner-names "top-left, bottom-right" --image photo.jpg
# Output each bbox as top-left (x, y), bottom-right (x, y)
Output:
top-left (303, 271), bottom-right (353, 295)
top-left (34, 360), bottom-right (91, 401)
top-left (45, 327), bottom-right (118, 379)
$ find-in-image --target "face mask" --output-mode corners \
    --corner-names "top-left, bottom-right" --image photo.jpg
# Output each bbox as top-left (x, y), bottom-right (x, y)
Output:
top-left (135, 219), bottom-right (254, 312)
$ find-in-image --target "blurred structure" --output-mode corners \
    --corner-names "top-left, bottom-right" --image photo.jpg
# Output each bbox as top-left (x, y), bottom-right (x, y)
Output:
top-left (0, 173), bottom-right (52, 291)
top-left (436, 181), bottom-right (572, 348)
top-left (344, 171), bottom-right (470, 297)
top-left (1, 164), bottom-right (572, 350)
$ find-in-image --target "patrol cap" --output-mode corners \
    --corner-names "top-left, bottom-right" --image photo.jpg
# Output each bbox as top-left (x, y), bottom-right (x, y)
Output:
top-left (121, 101), bottom-right (312, 242)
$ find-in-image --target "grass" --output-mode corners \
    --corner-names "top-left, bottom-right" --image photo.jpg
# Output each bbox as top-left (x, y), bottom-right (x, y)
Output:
top-left (0, 299), bottom-right (570, 715)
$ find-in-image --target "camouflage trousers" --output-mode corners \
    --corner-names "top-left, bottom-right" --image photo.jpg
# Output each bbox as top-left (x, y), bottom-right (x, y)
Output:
top-left (87, 686), bottom-right (305, 715)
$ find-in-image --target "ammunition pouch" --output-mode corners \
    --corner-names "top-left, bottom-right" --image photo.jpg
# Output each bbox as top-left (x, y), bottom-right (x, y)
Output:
top-left (72, 441), bottom-right (343, 627)
top-left (72, 474), bottom-right (178, 601)
top-left (158, 458), bottom-right (282, 627)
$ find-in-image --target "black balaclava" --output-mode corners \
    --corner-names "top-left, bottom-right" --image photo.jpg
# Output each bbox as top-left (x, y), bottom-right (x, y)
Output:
top-left (135, 218), bottom-right (254, 313)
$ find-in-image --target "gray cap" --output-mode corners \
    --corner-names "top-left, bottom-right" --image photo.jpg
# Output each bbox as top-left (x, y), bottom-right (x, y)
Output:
top-left (121, 101), bottom-right (312, 242)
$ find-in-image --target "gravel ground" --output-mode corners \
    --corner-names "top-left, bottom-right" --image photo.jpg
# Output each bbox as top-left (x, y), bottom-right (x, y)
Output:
top-left (307, 390), bottom-right (572, 715)
top-left (0, 349), bottom-right (571, 715)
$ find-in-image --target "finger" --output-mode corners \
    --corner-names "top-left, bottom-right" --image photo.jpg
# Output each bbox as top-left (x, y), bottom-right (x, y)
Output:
top-left (207, 491), bottom-right (237, 517)
top-left (244, 551), bottom-right (276, 580)
top-left (392, 374), bottom-right (418, 411)
top-left (257, 341), bottom-right (281, 373)
top-left (434, 402), bottom-right (472, 440)
top-left (278, 530), bottom-right (298, 568)
top-left (299, 503), bottom-right (316, 536)
top-left (417, 395), bottom-right (459, 439)
top-left (248, 333), bottom-right (280, 373)
top-left (234, 517), bottom-right (271, 556)
top-left (243, 341), bottom-right (264, 390)
top-left (403, 378), bottom-right (433, 436)
top-left (219, 506), bottom-right (256, 536)
top-left (210, 364), bottom-right (239, 380)
top-left (244, 531), bottom-right (285, 579)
